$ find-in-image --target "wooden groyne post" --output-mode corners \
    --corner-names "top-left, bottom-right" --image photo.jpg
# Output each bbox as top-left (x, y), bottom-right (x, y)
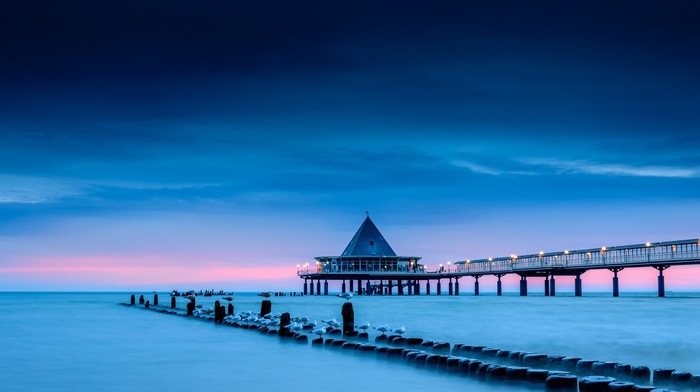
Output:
top-left (341, 302), bottom-right (354, 335)
top-left (260, 300), bottom-right (272, 318)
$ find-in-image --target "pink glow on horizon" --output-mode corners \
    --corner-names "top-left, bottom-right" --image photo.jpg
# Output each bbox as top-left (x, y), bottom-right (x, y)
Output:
top-left (2, 254), bottom-right (700, 292)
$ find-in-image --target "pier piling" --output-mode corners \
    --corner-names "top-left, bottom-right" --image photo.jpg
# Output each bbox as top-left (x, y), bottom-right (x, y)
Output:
top-left (575, 274), bottom-right (583, 296)
top-left (130, 294), bottom-right (135, 305)
top-left (170, 296), bottom-right (176, 308)
top-left (153, 293), bottom-right (158, 306)
top-left (519, 276), bottom-right (528, 296)
top-left (139, 295), bottom-right (145, 304)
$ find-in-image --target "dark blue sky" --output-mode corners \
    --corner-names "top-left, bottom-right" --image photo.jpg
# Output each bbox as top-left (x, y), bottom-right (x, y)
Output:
top-left (1, 1), bottom-right (699, 290)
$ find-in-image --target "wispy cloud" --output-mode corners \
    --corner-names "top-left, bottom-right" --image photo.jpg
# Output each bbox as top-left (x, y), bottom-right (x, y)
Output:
top-left (450, 159), bottom-right (536, 176)
top-left (0, 174), bottom-right (218, 204)
top-left (451, 158), bottom-right (700, 179)
top-left (522, 158), bottom-right (700, 178)
top-left (0, 175), bottom-right (85, 204)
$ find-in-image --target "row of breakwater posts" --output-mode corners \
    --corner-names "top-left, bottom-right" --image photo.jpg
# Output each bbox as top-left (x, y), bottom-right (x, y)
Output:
top-left (123, 293), bottom-right (699, 392)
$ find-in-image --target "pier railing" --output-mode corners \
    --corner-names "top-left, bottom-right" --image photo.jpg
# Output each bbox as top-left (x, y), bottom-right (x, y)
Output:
top-left (454, 239), bottom-right (700, 275)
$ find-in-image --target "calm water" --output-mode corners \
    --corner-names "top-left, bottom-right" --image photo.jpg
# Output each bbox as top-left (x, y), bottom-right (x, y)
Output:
top-left (1, 292), bottom-right (699, 391)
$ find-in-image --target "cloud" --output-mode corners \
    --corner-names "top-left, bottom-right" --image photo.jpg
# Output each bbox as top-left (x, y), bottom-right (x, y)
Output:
top-left (0, 174), bottom-right (218, 204)
top-left (0, 175), bottom-right (85, 204)
top-left (450, 155), bottom-right (700, 179)
top-left (522, 158), bottom-right (700, 178)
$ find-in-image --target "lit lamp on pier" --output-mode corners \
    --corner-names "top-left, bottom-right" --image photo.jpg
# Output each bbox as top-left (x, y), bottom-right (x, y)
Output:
top-left (297, 264), bottom-right (300, 274)
top-left (447, 261), bottom-right (451, 272)
top-left (439, 263), bottom-right (443, 273)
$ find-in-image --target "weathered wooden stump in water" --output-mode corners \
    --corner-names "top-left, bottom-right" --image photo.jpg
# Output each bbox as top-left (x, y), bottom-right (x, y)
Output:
top-left (576, 360), bottom-right (598, 376)
top-left (524, 354), bottom-right (549, 367)
top-left (214, 300), bottom-right (222, 323)
top-left (145, 300), bottom-right (150, 309)
top-left (279, 312), bottom-right (291, 336)
top-left (631, 366), bottom-right (651, 385)
top-left (130, 294), bottom-right (135, 305)
top-left (228, 303), bottom-right (234, 316)
top-left (614, 363), bottom-right (632, 381)
top-left (153, 293), bottom-right (158, 306)
top-left (670, 371), bottom-right (693, 389)
top-left (341, 302), bottom-right (354, 336)
top-left (578, 376), bottom-right (616, 392)
top-left (260, 300), bottom-right (271, 318)
top-left (186, 301), bottom-right (194, 316)
top-left (526, 369), bottom-right (551, 385)
top-left (591, 361), bottom-right (618, 377)
top-left (170, 296), bottom-right (176, 308)
top-left (652, 368), bottom-right (674, 388)
top-left (505, 366), bottom-right (529, 381)
top-left (560, 357), bottom-right (582, 372)
top-left (139, 295), bottom-right (145, 304)
top-left (545, 374), bottom-right (578, 391)
top-left (606, 381), bottom-right (635, 392)
top-left (294, 335), bottom-right (308, 344)
top-left (630, 387), bottom-right (655, 392)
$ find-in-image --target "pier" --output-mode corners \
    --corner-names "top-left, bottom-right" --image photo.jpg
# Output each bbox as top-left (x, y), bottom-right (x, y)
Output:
top-left (298, 217), bottom-right (700, 297)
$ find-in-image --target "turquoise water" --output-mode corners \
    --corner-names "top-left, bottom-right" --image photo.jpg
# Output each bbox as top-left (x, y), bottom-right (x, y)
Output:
top-left (1, 292), bottom-right (699, 391)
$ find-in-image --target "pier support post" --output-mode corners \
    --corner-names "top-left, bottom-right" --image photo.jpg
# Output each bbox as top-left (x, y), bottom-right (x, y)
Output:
top-left (474, 276), bottom-right (480, 296)
top-left (154, 293), bottom-right (158, 306)
top-left (437, 280), bottom-right (442, 295)
top-left (398, 279), bottom-right (404, 295)
top-left (342, 302), bottom-right (355, 335)
top-left (426, 281), bottom-right (431, 295)
top-left (342, 280), bottom-right (346, 294)
top-left (414, 281), bottom-right (420, 295)
top-left (448, 278), bottom-right (453, 296)
top-left (379, 281), bottom-right (384, 295)
top-left (324, 280), bottom-right (328, 296)
top-left (550, 276), bottom-right (556, 296)
top-left (388, 280), bottom-right (393, 295)
top-left (139, 295), bottom-right (145, 305)
top-left (609, 268), bottom-right (623, 297)
top-left (349, 279), bottom-right (354, 294)
top-left (519, 276), bottom-right (528, 296)
top-left (654, 266), bottom-right (669, 297)
top-left (170, 296), bottom-right (176, 308)
top-left (304, 279), bottom-right (308, 296)
top-left (407, 280), bottom-right (413, 295)
top-left (310, 279), bottom-right (315, 295)
top-left (496, 274), bottom-right (504, 296)
top-left (130, 294), bottom-right (135, 305)
top-left (316, 280), bottom-right (321, 296)
top-left (455, 278), bottom-right (460, 296)
top-left (366, 281), bottom-right (371, 295)
top-left (357, 279), bottom-right (362, 295)
top-left (575, 274), bottom-right (583, 296)
top-left (544, 276), bottom-right (550, 296)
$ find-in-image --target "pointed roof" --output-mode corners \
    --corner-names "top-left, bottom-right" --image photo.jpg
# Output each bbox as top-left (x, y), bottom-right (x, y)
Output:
top-left (341, 216), bottom-right (397, 257)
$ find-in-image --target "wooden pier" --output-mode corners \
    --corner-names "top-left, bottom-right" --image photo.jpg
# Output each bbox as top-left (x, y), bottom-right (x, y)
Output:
top-left (298, 216), bottom-right (700, 297)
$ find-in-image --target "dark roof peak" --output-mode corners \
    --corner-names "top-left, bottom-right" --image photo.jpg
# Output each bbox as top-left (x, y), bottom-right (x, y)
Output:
top-left (341, 216), bottom-right (397, 257)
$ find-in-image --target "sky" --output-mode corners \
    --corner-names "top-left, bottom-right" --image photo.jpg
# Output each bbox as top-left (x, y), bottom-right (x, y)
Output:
top-left (1, 0), bottom-right (699, 292)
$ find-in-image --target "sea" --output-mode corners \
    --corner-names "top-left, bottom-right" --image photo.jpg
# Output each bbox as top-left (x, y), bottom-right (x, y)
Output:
top-left (1, 291), bottom-right (699, 391)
